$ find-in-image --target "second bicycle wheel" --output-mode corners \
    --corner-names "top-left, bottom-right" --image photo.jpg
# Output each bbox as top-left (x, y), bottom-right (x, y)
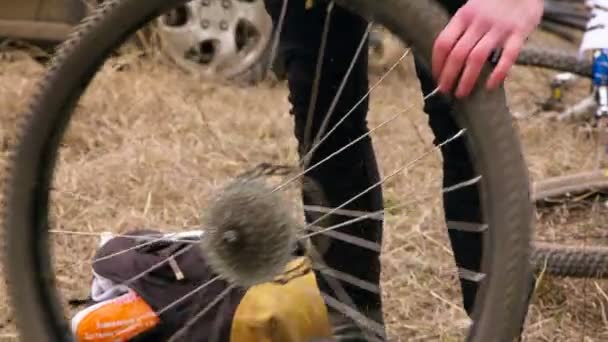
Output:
top-left (3, 0), bottom-right (533, 341)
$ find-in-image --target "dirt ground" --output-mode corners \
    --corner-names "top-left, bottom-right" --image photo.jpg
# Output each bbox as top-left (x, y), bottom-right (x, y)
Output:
top-left (1, 28), bottom-right (608, 341)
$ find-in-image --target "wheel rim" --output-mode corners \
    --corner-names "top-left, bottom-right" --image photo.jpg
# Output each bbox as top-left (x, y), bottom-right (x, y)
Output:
top-left (156, 0), bottom-right (273, 80)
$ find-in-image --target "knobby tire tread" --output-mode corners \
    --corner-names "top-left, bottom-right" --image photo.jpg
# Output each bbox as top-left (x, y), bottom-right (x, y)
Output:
top-left (531, 170), bottom-right (608, 279)
top-left (516, 45), bottom-right (593, 78)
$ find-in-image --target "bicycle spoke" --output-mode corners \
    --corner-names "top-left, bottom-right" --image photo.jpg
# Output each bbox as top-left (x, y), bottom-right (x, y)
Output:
top-left (49, 229), bottom-right (203, 244)
top-left (308, 225), bottom-right (382, 252)
top-left (0, 0), bottom-right (543, 340)
top-left (307, 174), bottom-right (483, 339)
top-left (321, 292), bottom-right (386, 340)
top-left (157, 275), bottom-right (222, 315)
top-left (302, 48), bottom-right (412, 167)
top-left (102, 244), bottom-right (196, 293)
top-left (302, 178), bottom-right (443, 227)
top-left (303, 174), bottom-right (480, 224)
top-left (312, 264), bottom-right (381, 294)
top-left (93, 232), bottom-right (180, 263)
top-left (301, 21), bottom-right (373, 166)
top-left (272, 88), bottom-right (440, 194)
top-left (307, 243), bottom-right (381, 341)
top-left (296, 175), bottom-right (480, 340)
top-left (301, 175), bottom-right (481, 241)
top-left (303, 204), bottom-right (383, 220)
top-left (302, 1), bottom-right (335, 153)
top-left (166, 285), bottom-right (236, 342)
top-left (265, 0), bottom-right (289, 77)
top-left (299, 127), bottom-right (466, 234)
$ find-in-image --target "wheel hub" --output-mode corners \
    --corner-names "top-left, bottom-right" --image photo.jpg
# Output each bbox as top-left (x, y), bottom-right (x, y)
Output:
top-left (156, 0), bottom-right (272, 80)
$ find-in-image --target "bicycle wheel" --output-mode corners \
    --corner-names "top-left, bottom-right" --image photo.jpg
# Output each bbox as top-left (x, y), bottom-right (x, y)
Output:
top-left (516, 46), bottom-right (592, 78)
top-left (530, 170), bottom-right (608, 278)
top-left (3, 0), bottom-right (533, 341)
top-left (510, 44), bottom-right (592, 115)
top-left (510, 44), bottom-right (608, 279)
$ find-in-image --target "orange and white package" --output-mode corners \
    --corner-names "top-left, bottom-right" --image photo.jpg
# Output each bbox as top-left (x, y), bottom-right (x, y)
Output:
top-left (70, 290), bottom-right (160, 342)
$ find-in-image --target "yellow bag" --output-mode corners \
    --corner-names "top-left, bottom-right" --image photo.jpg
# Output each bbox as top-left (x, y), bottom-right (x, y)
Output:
top-left (231, 257), bottom-right (334, 342)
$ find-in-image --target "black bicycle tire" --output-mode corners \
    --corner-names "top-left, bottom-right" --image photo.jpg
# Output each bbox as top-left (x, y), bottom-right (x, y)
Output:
top-left (514, 43), bottom-right (608, 279)
top-left (533, 170), bottom-right (608, 201)
top-left (516, 45), bottom-right (593, 78)
top-left (3, 0), bottom-right (533, 341)
top-left (538, 21), bottom-right (581, 43)
top-left (530, 170), bottom-right (608, 278)
top-left (532, 242), bottom-right (608, 278)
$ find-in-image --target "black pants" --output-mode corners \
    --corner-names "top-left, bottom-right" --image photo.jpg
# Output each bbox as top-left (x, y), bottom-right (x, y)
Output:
top-left (263, 0), bottom-right (493, 324)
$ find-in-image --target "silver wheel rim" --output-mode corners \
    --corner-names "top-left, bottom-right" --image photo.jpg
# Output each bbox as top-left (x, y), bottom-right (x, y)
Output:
top-left (156, 0), bottom-right (273, 80)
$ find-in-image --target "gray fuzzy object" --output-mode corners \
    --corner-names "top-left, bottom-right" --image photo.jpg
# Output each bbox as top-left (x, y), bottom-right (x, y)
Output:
top-left (200, 177), bottom-right (298, 287)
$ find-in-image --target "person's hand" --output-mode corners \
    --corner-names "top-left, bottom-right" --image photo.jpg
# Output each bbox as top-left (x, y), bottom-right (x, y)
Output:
top-left (431, 0), bottom-right (544, 98)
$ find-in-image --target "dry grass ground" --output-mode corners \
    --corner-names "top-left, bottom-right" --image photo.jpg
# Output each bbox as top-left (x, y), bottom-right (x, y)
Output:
top-left (0, 28), bottom-right (607, 341)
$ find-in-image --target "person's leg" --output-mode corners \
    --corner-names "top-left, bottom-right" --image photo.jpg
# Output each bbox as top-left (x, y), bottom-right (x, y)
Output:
top-left (414, 54), bottom-right (484, 315)
top-left (263, 0), bottom-right (384, 326)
